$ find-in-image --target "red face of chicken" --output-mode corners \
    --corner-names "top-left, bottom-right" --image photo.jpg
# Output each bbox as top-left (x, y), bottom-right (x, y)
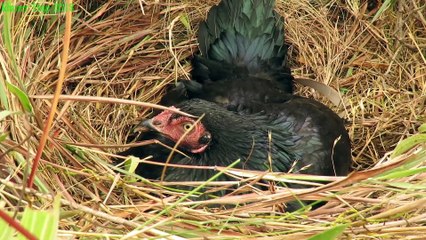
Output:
top-left (143, 107), bottom-right (212, 153)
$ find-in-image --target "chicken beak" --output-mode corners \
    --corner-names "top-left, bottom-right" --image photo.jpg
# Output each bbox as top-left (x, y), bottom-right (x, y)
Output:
top-left (133, 119), bottom-right (156, 133)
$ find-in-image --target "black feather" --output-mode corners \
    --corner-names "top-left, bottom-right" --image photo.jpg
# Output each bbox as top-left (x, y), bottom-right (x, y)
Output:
top-left (167, 0), bottom-right (293, 111)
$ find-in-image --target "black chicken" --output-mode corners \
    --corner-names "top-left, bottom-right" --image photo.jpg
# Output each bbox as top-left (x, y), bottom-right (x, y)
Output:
top-left (142, 98), bottom-right (351, 180)
top-left (120, 0), bottom-right (296, 170)
top-left (117, 0), bottom-right (352, 208)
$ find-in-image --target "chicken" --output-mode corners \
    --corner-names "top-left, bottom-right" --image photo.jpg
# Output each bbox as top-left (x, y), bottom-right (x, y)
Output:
top-left (119, 0), bottom-right (298, 179)
top-left (117, 0), bottom-right (352, 209)
top-left (140, 98), bottom-right (351, 183)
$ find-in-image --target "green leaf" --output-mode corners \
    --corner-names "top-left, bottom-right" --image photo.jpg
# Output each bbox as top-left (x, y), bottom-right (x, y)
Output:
top-left (386, 181), bottom-right (426, 190)
top-left (340, 88), bottom-right (349, 94)
top-left (345, 67), bottom-right (353, 77)
top-left (180, 14), bottom-right (192, 33)
top-left (418, 123), bottom-right (426, 134)
top-left (1, 0), bottom-right (21, 83)
top-left (377, 166), bottom-right (426, 180)
top-left (391, 134), bottom-right (426, 158)
top-left (308, 224), bottom-right (348, 240)
top-left (0, 212), bottom-right (14, 240)
top-left (18, 195), bottom-right (61, 240)
top-left (124, 156), bottom-right (141, 174)
top-left (1, 0), bottom-right (13, 60)
top-left (376, 149), bottom-right (426, 180)
top-left (0, 133), bottom-right (8, 142)
top-left (0, 75), bottom-right (9, 110)
top-left (122, 156), bottom-right (144, 182)
top-left (6, 82), bottom-right (33, 113)
top-left (0, 196), bottom-right (60, 240)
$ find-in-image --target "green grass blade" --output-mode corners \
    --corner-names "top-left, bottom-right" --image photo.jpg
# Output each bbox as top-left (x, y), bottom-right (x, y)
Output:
top-left (0, 212), bottom-right (14, 240)
top-left (179, 13), bottom-right (192, 33)
top-left (1, 0), bottom-right (22, 85)
top-left (0, 74), bottom-right (9, 110)
top-left (18, 195), bottom-right (61, 240)
top-left (372, 0), bottom-right (396, 22)
top-left (418, 123), bottom-right (426, 133)
top-left (6, 82), bottom-right (33, 113)
top-left (308, 224), bottom-right (348, 240)
top-left (0, 133), bottom-right (8, 142)
top-left (391, 134), bottom-right (426, 158)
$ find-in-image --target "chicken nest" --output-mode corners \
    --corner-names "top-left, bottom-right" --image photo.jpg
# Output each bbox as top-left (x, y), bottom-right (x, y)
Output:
top-left (0, 0), bottom-right (425, 239)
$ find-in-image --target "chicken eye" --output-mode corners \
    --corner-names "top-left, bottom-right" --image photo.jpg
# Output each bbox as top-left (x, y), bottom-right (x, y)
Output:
top-left (183, 123), bottom-right (193, 131)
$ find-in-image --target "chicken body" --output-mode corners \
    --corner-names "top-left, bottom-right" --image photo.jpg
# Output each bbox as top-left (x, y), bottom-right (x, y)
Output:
top-left (117, 0), bottom-right (352, 209)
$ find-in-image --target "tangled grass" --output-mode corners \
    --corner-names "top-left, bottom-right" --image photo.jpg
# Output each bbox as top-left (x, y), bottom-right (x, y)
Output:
top-left (0, 0), bottom-right (425, 239)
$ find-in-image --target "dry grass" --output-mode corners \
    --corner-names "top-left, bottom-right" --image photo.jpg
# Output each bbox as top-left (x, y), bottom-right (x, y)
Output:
top-left (0, 0), bottom-right (425, 239)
